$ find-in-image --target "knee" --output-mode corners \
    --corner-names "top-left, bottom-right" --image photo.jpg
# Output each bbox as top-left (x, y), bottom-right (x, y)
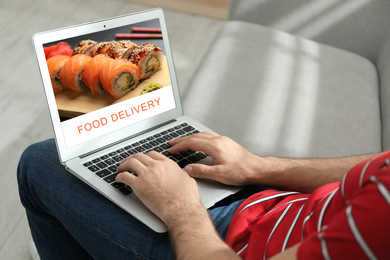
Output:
top-left (17, 139), bottom-right (57, 184)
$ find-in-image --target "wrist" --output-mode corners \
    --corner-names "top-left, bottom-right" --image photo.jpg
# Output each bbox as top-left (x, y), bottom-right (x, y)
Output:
top-left (245, 155), bottom-right (279, 185)
top-left (163, 201), bottom-right (207, 230)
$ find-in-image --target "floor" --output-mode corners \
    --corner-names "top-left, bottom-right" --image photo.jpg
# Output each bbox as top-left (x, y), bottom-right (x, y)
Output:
top-left (0, 0), bottom-right (224, 258)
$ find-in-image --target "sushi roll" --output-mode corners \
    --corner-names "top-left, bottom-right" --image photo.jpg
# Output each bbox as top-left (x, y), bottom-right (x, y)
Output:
top-left (91, 41), bottom-right (114, 57)
top-left (60, 54), bottom-right (92, 93)
top-left (110, 40), bottom-right (138, 59)
top-left (99, 59), bottom-right (140, 99)
top-left (129, 43), bottom-right (163, 79)
top-left (46, 55), bottom-right (70, 94)
top-left (73, 40), bottom-right (98, 56)
top-left (82, 54), bottom-right (112, 94)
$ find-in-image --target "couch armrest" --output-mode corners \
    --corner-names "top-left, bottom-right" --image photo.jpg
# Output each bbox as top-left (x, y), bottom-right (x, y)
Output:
top-left (378, 33), bottom-right (390, 151)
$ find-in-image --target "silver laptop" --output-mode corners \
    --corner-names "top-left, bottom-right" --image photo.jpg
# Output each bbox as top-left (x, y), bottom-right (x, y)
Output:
top-left (32, 8), bottom-right (240, 232)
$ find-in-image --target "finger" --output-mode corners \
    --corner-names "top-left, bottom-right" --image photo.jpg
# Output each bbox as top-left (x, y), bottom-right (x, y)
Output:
top-left (184, 164), bottom-right (232, 185)
top-left (116, 156), bottom-right (146, 174)
top-left (115, 171), bottom-right (137, 186)
top-left (146, 150), bottom-right (166, 160)
top-left (127, 153), bottom-right (153, 166)
top-left (184, 164), bottom-right (216, 179)
top-left (169, 131), bottom-right (217, 146)
top-left (169, 137), bottom-right (216, 155)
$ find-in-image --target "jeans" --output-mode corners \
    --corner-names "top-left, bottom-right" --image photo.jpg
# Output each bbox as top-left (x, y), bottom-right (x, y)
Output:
top-left (17, 139), bottom-right (247, 260)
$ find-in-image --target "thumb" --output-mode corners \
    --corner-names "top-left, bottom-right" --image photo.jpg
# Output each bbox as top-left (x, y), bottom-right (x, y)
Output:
top-left (184, 164), bottom-right (215, 179)
top-left (115, 171), bottom-right (137, 186)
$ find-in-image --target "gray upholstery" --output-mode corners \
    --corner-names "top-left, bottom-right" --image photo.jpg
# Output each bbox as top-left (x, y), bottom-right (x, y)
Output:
top-left (182, 21), bottom-right (382, 158)
top-left (228, 0), bottom-right (390, 63)
top-left (378, 34), bottom-right (390, 151)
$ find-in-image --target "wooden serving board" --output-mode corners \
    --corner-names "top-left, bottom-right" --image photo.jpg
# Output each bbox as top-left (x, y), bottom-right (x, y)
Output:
top-left (56, 56), bottom-right (171, 118)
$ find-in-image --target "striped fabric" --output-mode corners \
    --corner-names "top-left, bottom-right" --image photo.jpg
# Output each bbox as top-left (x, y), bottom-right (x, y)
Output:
top-left (225, 151), bottom-right (390, 259)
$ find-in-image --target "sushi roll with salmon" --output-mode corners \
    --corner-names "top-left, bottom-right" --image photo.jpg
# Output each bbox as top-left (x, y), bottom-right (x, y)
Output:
top-left (82, 54), bottom-right (112, 94)
top-left (99, 59), bottom-right (140, 99)
top-left (46, 55), bottom-right (70, 94)
top-left (73, 40), bottom-right (98, 56)
top-left (129, 43), bottom-right (163, 79)
top-left (110, 40), bottom-right (138, 59)
top-left (60, 54), bottom-right (92, 93)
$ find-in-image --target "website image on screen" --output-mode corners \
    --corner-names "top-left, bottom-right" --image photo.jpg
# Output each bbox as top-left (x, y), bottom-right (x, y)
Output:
top-left (43, 19), bottom-right (176, 148)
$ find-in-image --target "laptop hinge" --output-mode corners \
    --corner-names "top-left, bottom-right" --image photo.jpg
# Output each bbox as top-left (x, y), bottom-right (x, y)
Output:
top-left (79, 119), bottom-right (177, 159)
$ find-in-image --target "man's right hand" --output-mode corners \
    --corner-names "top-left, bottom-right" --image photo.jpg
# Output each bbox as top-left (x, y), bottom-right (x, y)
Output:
top-left (169, 132), bottom-right (265, 186)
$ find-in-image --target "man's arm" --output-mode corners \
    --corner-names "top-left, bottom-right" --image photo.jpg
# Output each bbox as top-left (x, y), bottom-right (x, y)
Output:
top-left (116, 152), bottom-right (239, 259)
top-left (169, 132), bottom-right (376, 193)
top-left (255, 154), bottom-right (375, 193)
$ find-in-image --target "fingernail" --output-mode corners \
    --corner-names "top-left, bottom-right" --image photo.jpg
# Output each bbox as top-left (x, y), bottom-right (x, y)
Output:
top-left (185, 166), bottom-right (193, 176)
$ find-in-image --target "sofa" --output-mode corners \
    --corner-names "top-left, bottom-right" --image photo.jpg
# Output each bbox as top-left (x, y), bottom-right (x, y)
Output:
top-left (181, 0), bottom-right (390, 158)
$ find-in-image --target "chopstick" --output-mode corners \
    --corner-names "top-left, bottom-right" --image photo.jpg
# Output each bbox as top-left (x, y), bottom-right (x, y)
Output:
top-left (132, 27), bottom-right (162, 33)
top-left (115, 33), bottom-right (163, 39)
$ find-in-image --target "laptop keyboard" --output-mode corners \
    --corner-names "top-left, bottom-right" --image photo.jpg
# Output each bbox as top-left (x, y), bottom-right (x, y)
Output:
top-left (82, 123), bottom-right (207, 196)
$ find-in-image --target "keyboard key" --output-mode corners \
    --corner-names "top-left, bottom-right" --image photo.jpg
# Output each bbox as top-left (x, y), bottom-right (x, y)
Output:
top-left (100, 155), bottom-right (109, 160)
top-left (119, 186), bottom-right (132, 195)
top-left (92, 158), bottom-right (101, 163)
top-left (83, 161), bottom-right (93, 167)
top-left (108, 151), bottom-right (117, 157)
top-left (149, 140), bottom-right (159, 147)
top-left (187, 155), bottom-right (201, 163)
top-left (126, 148), bottom-right (137, 154)
top-left (156, 138), bottom-right (165, 144)
top-left (111, 182), bottom-right (125, 189)
top-left (120, 152), bottom-right (130, 158)
top-left (163, 135), bottom-right (172, 141)
top-left (96, 161), bottom-right (108, 169)
top-left (160, 143), bottom-right (170, 150)
top-left (183, 126), bottom-right (195, 132)
top-left (95, 169), bottom-right (111, 178)
top-left (135, 146), bottom-right (146, 153)
top-left (178, 159), bottom-right (191, 168)
top-left (88, 165), bottom-right (100, 172)
top-left (104, 158), bottom-right (116, 165)
top-left (108, 165), bottom-right (117, 172)
top-left (162, 151), bottom-right (171, 157)
top-left (195, 152), bottom-right (207, 160)
top-left (103, 173), bottom-right (118, 183)
top-left (176, 130), bottom-right (185, 136)
top-left (112, 155), bottom-right (124, 162)
top-left (153, 147), bottom-right (164, 153)
top-left (170, 132), bottom-right (179, 138)
top-left (179, 151), bottom-right (190, 157)
top-left (142, 143), bottom-right (152, 149)
top-left (172, 154), bottom-right (184, 160)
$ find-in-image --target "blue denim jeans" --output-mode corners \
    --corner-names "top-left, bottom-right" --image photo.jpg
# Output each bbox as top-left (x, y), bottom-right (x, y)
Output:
top-left (17, 139), bottom-right (246, 260)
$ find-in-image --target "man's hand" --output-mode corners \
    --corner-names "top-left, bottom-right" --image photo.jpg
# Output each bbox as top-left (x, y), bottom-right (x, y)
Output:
top-left (115, 151), bottom-right (201, 227)
top-left (169, 131), bottom-right (263, 186)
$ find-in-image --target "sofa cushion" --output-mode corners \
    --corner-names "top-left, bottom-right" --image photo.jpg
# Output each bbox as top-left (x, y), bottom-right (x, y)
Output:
top-left (182, 21), bottom-right (382, 158)
top-left (378, 33), bottom-right (390, 151)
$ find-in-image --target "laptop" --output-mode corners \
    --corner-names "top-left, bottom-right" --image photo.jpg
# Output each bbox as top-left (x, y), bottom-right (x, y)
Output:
top-left (32, 8), bottom-right (240, 232)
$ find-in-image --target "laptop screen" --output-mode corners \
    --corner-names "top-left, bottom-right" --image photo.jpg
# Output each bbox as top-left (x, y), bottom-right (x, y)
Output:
top-left (33, 10), bottom-right (181, 159)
